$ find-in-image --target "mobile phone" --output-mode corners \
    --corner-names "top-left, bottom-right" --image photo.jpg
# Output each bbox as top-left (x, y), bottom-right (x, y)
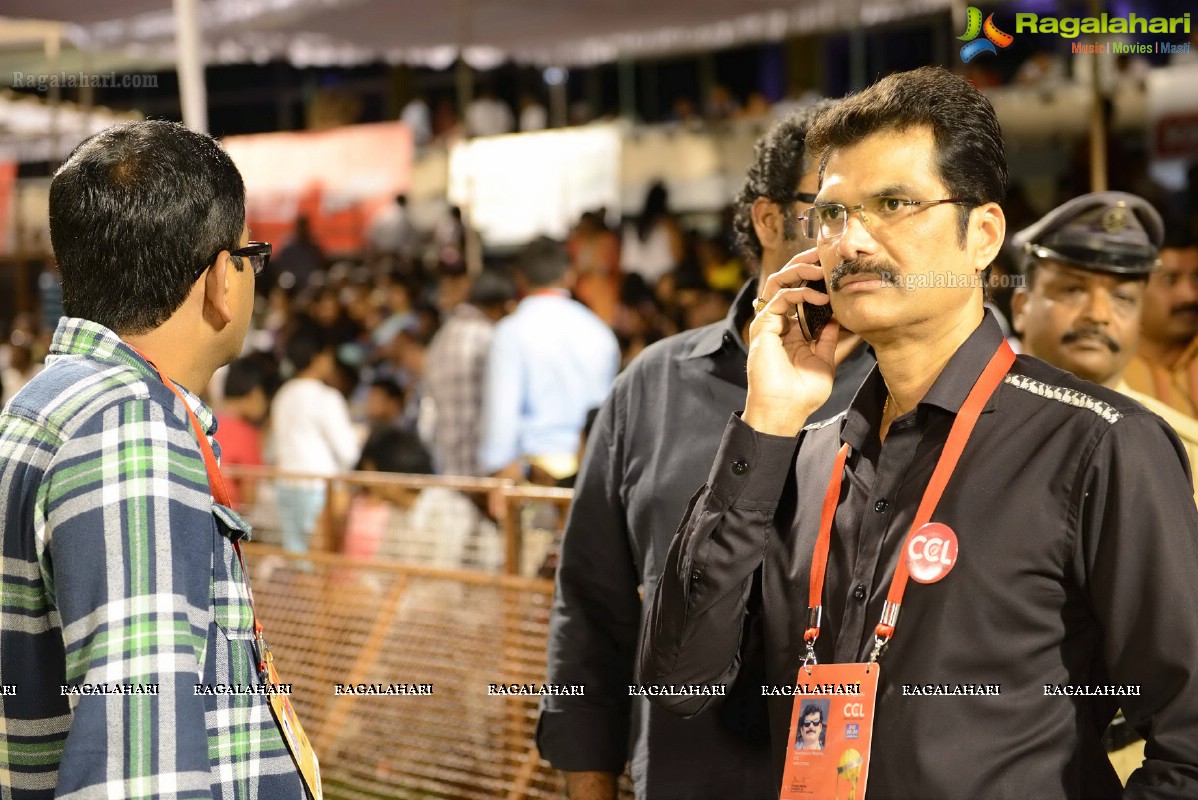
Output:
top-left (796, 279), bottom-right (832, 342)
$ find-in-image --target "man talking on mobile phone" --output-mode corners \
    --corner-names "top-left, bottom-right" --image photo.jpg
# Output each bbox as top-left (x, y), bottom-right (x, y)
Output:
top-left (640, 67), bottom-right (1198, 798)
top-left (537, 101), bottom-right (876, 800)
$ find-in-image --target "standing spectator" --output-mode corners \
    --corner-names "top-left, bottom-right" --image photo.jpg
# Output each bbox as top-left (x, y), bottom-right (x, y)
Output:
top-left (0, 120), bottom-right (307, 797)
top-left (479, 238), bottom-right (619, 482)
top-left (363, 376), bottom-right (405, 434)
top-left (568, 210), bottom-right (621, 325)
top-left (271, 327), bottom-right (360, 553)
top-left (214, 354), bottom-right (273, 510)
top-left (38, 261), bottom-right (64, 334)
top-left (367, 194), bottom-right (419, 264)
top-left (272, 215), bottom-right (325, 293)
top-left (424, 269), bottom-right (516, 475)
top-left (434, 205), bottom-right (468, 270)
top-left (465, 87), bottom-right (515, 137)
top-left (621, 181), bottom-right (684, 289)
top-left (343, 425), bottom-right (499, 568)
top-left (1123, 226), bottom-right (1198, 417)
top-left (1011, 192), bottom-right (1198, 501)
top-left (400, 94), bottom-right (432, 146)
top-left (538, 102), bottom-right (862, 800)
top-left (639, 66), bottom-right (1198, 798)
top-left (519, 94), bottom-right (549, 132)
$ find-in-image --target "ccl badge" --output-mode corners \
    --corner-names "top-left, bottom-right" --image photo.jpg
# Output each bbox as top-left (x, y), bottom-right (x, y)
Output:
top-left (905, 522), bottom-right (958, 584)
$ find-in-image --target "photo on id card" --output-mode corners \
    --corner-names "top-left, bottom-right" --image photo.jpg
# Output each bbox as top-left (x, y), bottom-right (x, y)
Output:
top-left (779, 662), bottom-right (878, 800)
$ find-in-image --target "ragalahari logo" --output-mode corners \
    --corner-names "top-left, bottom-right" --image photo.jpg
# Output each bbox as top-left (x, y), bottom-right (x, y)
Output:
top-left (959, 7), bottom-right (1015, 62)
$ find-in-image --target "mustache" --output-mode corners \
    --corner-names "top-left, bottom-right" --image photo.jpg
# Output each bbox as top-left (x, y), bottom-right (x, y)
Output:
top-left (828, 259), bottom-right (900, 292)
top-left (1061, 326), bottom-right (1121, 353)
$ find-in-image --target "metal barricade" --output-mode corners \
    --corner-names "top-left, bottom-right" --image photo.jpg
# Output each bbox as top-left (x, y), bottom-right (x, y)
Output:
top-left (225, 467), bottom-right (634, 799)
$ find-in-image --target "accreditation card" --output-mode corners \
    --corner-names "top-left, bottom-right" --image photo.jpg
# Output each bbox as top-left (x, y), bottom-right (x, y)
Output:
top-left (265, 649), bottom-right (324, 800)
top-left (779, 662), bottom-right (879, 800)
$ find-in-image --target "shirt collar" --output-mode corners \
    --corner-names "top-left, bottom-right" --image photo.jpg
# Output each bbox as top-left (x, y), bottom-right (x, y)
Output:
top-left (685, 278), bottom-right (758, 360)
top-left (840, 309), bottom-right (1006, 450)
top-left (49, 317), bottom-right (218, 437)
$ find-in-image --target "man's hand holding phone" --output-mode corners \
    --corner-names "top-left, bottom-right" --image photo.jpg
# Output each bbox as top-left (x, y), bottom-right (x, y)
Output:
top-left (743, 248), bottom-right (839, 437)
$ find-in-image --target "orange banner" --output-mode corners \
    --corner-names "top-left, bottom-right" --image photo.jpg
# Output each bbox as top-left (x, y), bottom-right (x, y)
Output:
top-left (222, 122), bottom-right (413, 256)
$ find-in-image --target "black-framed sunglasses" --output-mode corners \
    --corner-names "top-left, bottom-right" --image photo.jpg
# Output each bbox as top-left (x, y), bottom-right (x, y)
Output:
top-left (802, 718), bottom-right (823, 728)
top-left (194, 241), bottom-right (272, 281)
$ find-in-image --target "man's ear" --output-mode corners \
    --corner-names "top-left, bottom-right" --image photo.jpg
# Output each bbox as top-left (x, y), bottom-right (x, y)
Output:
top-left (971, 202), bottom-right (1006, 273)
top-left (751, 197), bottom-right (783, 253)
top-left (1010, 286), bottom-right (1029, 337)
top-left (204, 251), bottom-right (235, 327)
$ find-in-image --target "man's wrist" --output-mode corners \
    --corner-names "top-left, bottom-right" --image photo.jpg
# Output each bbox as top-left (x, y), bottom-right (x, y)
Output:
top-left (564, 770), bottom-right (618, 800)
top-left (742, 398), bottom-right (812, 438)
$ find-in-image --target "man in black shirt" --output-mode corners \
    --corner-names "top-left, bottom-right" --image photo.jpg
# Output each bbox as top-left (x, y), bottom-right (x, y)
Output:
top-left (537, 102), bottom-right (875, 800)
top-left (640, 66), bottom-right (1198, 799)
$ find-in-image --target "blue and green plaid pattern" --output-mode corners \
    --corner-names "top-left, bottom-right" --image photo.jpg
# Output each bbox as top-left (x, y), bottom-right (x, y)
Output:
top-left (0, 318), bottom-right (305, 799)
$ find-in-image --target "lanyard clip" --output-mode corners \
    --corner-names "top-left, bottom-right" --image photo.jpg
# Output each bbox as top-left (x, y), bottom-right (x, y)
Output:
top-left (254, 620), bottom-right (268, 676)
top-left (870, 601), bottom-right (900, 663)
top-left (802, 607), bottom-right (822, 671)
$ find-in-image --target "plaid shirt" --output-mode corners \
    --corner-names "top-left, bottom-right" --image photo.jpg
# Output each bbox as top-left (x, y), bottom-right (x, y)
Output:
top-left (424, 303), bottom-right (494, 476)
top-left (0, 318), bottom-right (305, 799)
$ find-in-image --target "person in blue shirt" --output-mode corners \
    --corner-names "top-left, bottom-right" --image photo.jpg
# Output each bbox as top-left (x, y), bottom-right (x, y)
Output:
top-left (478, 237), bottom-right (620, 482)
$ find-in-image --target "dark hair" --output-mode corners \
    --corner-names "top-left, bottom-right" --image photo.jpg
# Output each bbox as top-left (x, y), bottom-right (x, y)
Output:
top-left (224, 355), bottom-right (267, 399)
top-left (1161, 215), bottom-right (1198, 251)
top-left (468, 269), bottom-right (517, 308)
top-left (517, 237), bottom-right (570, 288)
top-left (806, 66), bottom-right (1008, 247)
top-left (369, 377), bottom-right (404, 402)
top-left (357, 425), bottom-right (434, 474)
top-left (733, 99), bottom-right (839, 264)
top-left (283, 326), bottom-right (329, 375)
top-left (49, 119), bottom-right (246, 334)
top-left (800, 704), bottom-right (824, 724)
top-left (637, 182), bottom-right (670, 242)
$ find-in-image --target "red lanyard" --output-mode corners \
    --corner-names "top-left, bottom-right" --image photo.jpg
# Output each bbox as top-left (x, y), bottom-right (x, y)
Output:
top-left (130, 348), bottom-right (268, 675)
top-left (803, 339), bottom-right (1016, 665)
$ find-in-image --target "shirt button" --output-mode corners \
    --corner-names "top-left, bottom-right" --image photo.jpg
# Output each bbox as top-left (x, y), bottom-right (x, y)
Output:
top-left (853, 584), bottom-right (867, 602)
top-left (874, 499), bottom-right (889, 513)
top-left (691, 569), bottom-right (702, 582)
top-left (731, 459), bottom-right (749, 475)
top-left (722, 332), bottom-right (732, 345)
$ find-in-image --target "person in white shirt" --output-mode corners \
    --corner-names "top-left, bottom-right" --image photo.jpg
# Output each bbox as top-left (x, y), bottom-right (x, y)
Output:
top-left (271, 327), bottom-right (361, 553)
top-left (465, 89), bottom-right (515, 138)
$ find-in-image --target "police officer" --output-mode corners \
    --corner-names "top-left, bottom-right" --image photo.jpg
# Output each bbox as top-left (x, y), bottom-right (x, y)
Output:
top-left (1011, 190), bottom-right (1198, 497)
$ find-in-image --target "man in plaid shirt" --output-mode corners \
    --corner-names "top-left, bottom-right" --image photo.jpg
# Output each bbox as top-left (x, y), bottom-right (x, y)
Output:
top-left (0, 121), bottom-right (306, 798)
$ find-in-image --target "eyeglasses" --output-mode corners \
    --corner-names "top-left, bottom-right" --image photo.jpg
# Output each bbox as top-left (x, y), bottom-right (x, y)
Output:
top-left (194, 241), bottom-right (272, 281)
top-left (802, 719), bottom-right (823, 729)
top-left (230, 241), bottom-right (272, 275)
top-left (800, 196), bottom-right (974, 240)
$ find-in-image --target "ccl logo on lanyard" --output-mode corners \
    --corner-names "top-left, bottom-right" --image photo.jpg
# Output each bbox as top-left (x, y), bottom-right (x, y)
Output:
top-left (779, 340), bottom-right (1014, 800)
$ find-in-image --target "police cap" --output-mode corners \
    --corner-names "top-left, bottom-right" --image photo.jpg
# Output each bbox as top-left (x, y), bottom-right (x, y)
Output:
top-left (1012, 191), bottom-right (1163, 276)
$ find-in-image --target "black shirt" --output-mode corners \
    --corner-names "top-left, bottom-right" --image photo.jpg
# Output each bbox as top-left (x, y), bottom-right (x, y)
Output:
top-left (537, 281), bottom-right (875, 799)
top-left (639, 311), bottom-right (1198, 799)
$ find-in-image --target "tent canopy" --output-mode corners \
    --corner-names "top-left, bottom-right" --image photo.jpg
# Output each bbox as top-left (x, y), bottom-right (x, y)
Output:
top-left (0, 0), bottom-right (951, 70)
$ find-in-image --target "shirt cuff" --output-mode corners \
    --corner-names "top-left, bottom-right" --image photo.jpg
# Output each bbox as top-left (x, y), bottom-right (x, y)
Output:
top-left (535, 707), bottom-right (627, 774)
top-left (706, 413), bottom-right (800, 511)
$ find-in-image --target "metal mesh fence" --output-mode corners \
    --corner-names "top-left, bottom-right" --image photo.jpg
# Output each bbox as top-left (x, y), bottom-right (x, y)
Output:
top-left (226, 467), bottom-right (634, 799)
